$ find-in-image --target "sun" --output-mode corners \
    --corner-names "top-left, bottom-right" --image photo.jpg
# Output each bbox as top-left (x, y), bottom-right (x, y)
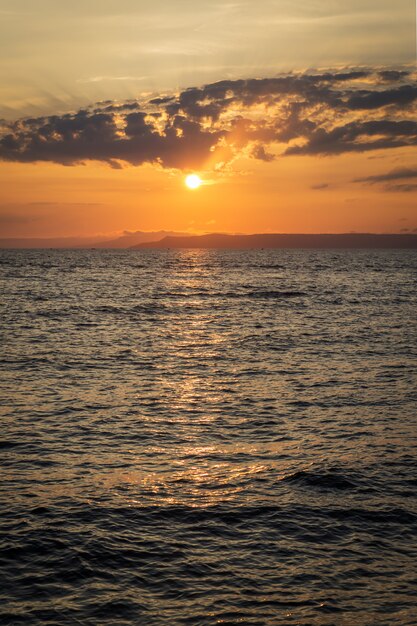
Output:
top-left (185, 174), bottom-right (202, 189)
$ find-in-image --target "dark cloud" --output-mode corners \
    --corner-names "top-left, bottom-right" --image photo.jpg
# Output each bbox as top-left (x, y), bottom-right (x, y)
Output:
top-left (0, 109), bottom-right (223, 170)
top-left (95, 102), bottom-right (141, 113)
top-left (0, 67), bottom-right (416, 170)
top-left (286, 121), bottom-right (417, 156)
top-left (378, 70), bottom-right (410, 82)
top-left (353, 167), bottom-right (417, 192)
top-left (346, 85), bottom-right (417, 110)
top-left (148, 96), bottom-right (176, 105)
top-left (385, 183), bottom-right (417, 193)
top-left (251, 144), bottom-right (275, 162)
top-left (353, 167), bottom-right (417, 184)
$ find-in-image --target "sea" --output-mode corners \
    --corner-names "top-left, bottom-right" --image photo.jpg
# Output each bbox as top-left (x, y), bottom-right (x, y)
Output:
top-left (1, 248), bottom-right (416, 626)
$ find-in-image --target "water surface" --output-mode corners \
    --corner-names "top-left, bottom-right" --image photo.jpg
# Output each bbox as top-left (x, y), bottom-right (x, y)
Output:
top-left (1, 249), bottom-right (416, 625)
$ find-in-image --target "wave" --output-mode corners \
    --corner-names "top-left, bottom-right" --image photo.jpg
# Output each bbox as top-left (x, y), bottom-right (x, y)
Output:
top-left (282, 469), bottom-right (358, 490)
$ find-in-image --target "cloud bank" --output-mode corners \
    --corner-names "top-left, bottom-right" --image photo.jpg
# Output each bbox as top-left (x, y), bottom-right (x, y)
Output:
top-left (0, 67), bottom-right (416, 170)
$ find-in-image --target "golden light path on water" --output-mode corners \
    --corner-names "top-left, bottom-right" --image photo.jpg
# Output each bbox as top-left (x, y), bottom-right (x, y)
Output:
top-left (2, 247), bottom-right (417, 625)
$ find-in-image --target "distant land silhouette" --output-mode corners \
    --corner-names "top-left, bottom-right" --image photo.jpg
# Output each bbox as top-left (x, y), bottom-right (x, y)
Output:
top-left (92, 230), bottom-right (190, 249)
top-left (1, 232), bottom-right (417, 249)
top-left (133, 233), bottom-right (417, 249)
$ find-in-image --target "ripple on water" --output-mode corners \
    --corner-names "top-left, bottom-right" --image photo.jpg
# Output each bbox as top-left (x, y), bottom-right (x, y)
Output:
top-left (1, 248), bottom-right (416, 625)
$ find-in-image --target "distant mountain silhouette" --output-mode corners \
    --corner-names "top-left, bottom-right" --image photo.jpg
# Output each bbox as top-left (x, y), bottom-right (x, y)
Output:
top-left (1, 232), bottom-right (416, 249)
top-left (132, 233), bottom-right (417, 249)
top-left (93, 230), bottom-right (191, 248)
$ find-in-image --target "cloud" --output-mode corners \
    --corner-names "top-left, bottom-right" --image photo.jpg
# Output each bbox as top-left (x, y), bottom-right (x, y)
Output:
top-left (286, 120), bottom-right (417, 156)
top-left (353, 167), bottom-right (417, 192)
top-left (0, 67), bottom-right (416, 170)
top-left (0, 213), bottom-right (41, 225)
top-left (353, 167), bottom-right (417, 184)
top-left (378, 70), bottom-right (410, 83)
top-left (311, 183), bottom-right (329, 189)
top-left (385, 183), bottom-right (417, 193)
top-left (251, 144), bottom-right (275, 162)
top-left (345, 85), bottom-right (417, 110)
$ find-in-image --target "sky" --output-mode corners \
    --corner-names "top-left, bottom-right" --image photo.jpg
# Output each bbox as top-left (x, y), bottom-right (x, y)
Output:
top-left (0, 0), bottom-right (416, 238)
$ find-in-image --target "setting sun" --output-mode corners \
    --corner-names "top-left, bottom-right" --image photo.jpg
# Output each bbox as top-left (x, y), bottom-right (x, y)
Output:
top-left (185, 174), bottom-right (202, 189)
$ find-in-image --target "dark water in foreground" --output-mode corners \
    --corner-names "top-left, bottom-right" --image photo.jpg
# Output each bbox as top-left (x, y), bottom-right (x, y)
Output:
top-left (1, 249), bottom-right (416, 625)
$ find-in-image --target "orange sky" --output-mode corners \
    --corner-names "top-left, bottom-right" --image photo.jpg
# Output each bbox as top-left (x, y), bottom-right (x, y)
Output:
top-left (0, 1), bottom-right (416, 238)
top-left (1, 147), bottom-right (416, 237)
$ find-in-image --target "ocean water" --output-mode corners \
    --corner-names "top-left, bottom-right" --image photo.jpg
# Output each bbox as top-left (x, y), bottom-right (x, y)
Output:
top-left (0, 248), bottom-right (416, 626)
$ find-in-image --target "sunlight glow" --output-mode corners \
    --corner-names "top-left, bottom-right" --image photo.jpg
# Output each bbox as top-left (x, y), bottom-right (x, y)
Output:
top-left (185, 174), bottom-right (202, 189)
